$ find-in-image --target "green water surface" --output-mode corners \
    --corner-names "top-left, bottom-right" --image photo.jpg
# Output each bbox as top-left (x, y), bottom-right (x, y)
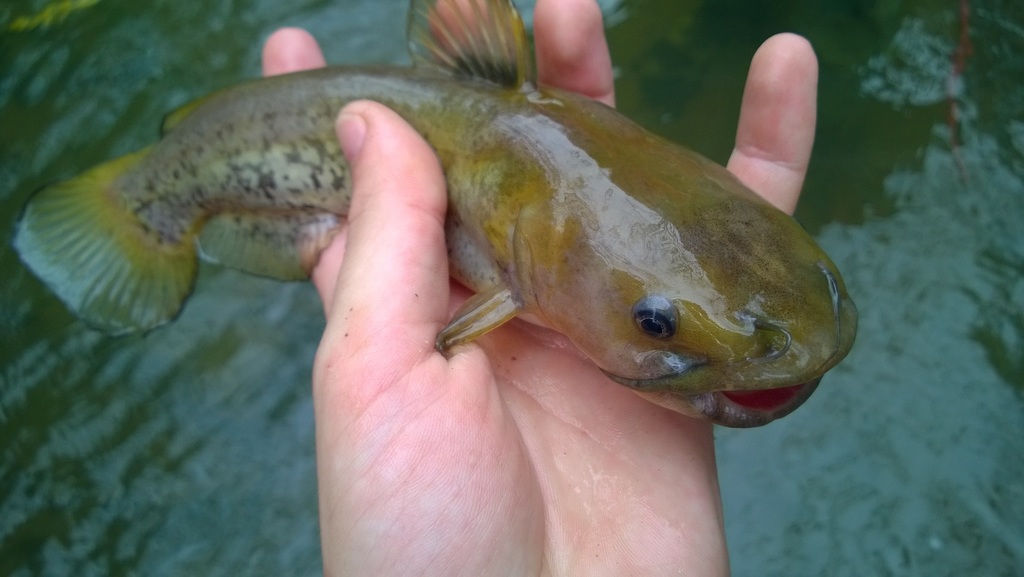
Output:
top-left (1, 0), bottom-right (1022, 575)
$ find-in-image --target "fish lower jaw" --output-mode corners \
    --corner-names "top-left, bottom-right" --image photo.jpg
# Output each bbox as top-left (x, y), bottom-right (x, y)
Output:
top-left (632, 378), bottom-right (822, 428)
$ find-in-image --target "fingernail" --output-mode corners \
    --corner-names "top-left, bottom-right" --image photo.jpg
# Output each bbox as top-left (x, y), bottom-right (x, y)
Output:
top-left (338, 110), bottom-right (367, 163)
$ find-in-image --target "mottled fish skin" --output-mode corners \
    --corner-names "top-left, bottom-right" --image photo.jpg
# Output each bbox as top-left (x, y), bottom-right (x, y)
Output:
top-left (120, 71), bottom-right (356, 248)
top-left (122, 66), bottom-right (549, 291)
top-left (121, 67), bottom-right (518, 285)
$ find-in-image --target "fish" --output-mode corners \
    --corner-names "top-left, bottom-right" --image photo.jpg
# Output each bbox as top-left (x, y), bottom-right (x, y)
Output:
top-left (13, 0), bottom-right (857, 427)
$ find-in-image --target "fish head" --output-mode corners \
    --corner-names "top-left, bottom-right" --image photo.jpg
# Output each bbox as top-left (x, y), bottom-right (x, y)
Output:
top-left (514, 124), bottom-right (857, 427)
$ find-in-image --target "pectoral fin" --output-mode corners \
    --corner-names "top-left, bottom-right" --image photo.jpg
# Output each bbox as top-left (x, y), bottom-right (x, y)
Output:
top-left (436, 283), bottom-right (521, 353)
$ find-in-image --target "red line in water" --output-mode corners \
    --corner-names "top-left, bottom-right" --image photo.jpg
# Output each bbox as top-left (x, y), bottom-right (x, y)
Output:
top-left (948, 0), bottom-right (973, 183)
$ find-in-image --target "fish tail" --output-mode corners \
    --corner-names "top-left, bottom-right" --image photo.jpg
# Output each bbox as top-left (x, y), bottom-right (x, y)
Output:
top-left (14, 147), bottom-right (198, 334)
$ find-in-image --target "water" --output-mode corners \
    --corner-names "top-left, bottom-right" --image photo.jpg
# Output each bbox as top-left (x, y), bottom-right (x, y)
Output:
top-left (2, 0), bottom-right (1022, 575)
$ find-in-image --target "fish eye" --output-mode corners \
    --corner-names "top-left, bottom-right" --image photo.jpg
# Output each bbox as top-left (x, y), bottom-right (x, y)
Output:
top-left (632, 295), bottom-right (678, 340)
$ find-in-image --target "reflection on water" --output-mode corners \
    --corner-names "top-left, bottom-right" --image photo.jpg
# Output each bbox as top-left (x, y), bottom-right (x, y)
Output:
top-left (1, 0), bottom-right (1022, 575)
top-left (1, 275), bottom-right (324, 575)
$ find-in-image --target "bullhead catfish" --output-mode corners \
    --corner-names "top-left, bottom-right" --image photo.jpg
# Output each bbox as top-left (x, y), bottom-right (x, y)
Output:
top-left (14, 0), bottom-right (857, 427)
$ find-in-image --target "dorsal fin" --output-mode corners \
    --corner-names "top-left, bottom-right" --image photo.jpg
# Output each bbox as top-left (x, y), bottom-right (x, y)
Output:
top-left (407, 0), bottom-right (535, 88)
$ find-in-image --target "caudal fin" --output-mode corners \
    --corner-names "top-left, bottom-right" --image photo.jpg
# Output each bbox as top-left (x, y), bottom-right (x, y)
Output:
top-left (14, 148), bottom-right (198, 334)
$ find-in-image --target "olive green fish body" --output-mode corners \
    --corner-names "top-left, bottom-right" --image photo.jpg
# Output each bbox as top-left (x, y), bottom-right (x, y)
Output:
top-left (129, 66), bottom-right (548, 285)
top-left (129, 68), bottom-right (516, 275)
top-left (14, 0), bottom-right (857, 427)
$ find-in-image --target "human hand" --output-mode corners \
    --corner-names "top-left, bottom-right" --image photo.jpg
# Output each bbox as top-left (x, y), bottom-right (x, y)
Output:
top-left (263, 0), bottom-right (816, 574)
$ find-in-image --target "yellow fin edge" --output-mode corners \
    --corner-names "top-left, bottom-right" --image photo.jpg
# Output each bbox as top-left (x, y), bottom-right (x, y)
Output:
top-left (14, 148), bottom-right (199, 334)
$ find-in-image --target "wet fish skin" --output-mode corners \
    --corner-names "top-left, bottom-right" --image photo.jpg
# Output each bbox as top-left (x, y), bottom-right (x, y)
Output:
top-left (13, 0), bottom-right (857, 427)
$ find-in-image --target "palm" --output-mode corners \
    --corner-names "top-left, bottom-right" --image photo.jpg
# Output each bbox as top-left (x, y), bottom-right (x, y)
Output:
top-left (314, 277), bottom-right (724, 573)
top-left (472, 315), bottom-right (725, 572)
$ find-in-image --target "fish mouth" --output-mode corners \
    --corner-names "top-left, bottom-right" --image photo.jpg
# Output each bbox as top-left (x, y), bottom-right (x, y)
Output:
top-left (602, 354), bottom-right (823, 427)
top-left (629, 378), bottom-right (822, 428)
top-left (692, 378), bottom-right (821, 427)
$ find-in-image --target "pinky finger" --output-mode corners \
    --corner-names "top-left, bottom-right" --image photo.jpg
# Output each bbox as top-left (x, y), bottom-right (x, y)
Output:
top-left (726, 33), bottom-right (818, 215)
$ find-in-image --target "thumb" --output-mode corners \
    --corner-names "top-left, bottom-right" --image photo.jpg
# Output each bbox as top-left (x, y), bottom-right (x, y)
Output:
top-left (316, 101), bottom-right (450, 368)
